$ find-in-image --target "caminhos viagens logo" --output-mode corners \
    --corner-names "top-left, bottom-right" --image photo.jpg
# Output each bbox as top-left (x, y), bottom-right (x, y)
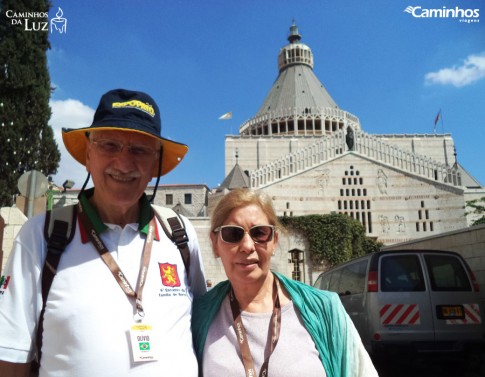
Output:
top-left (404, 5), bottom-right (480, 23)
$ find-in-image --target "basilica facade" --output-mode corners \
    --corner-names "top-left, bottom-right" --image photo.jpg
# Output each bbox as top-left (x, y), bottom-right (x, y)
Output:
top-left (216, 23), bottom-right (483, 245)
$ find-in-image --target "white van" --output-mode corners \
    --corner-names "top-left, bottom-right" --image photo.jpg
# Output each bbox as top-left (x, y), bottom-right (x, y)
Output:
top-left (313, 249), bottom-right (485, 366)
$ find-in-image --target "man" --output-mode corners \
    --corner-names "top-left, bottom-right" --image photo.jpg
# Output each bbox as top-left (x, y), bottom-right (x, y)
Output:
top-left (0, 89), bottom-right (206, 376)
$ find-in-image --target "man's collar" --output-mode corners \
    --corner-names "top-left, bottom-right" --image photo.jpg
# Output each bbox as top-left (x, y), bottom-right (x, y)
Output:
top-left (79, 188), bottom-right (107, 234)
top-left (78, 188), bottom-right (160, 243)
top-left (139, 194), bottom-right (159, 239)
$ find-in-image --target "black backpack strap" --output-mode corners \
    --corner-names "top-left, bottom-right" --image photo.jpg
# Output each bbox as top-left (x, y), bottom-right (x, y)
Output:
top-left (37, 205), bottom-right (77, 364)
top-left (152, 205), bottom-right (190, 274)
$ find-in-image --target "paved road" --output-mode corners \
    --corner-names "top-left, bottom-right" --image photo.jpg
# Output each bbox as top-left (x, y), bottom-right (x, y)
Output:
top-left (375, 356), bottom-right (485, 377)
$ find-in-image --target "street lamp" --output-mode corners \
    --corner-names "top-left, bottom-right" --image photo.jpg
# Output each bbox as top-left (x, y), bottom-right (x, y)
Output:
top-left (288, 248), bottom-right (304, 281)
top-left (62, 180), bottom-right (75, 192)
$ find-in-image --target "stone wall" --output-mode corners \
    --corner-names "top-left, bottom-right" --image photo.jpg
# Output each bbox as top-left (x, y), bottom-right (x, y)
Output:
top-left (3, 205), bottom-right (483, 296)
top-left (0, 210), bottom-right (308, 286)
top-left (225, 133), bottom-right (468, 245)
top-left (2, 181), bottom-right (314, 284)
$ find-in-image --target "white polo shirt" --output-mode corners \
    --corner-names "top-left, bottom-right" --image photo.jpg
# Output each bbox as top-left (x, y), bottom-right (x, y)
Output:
top-left (0, 191), bottom-right (206, 377)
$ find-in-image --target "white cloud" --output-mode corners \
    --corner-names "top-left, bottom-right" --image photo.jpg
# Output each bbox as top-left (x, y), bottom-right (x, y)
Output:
top-left (49, 99), bottom-right (95, 188)
top-left (425, 52), bottom-right (485, 87)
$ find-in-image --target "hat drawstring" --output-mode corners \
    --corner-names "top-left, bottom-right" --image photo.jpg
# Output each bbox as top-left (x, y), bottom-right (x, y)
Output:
top-left (150, 148), bottom-right (163, 203)
top-left (79, 173), bottom-right (91, 196)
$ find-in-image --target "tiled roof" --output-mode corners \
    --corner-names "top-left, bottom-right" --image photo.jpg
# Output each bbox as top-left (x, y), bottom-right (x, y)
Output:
top-left (256, 63), bottom-right (338, 115)
top-left (217, 163), bottom-right (250, 192)
top-left (454, 162), bottom-right (483, 187)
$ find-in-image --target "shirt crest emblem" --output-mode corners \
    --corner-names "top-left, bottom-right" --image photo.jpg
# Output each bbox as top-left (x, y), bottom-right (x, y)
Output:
top-left (158, 263), bottom-right (181, 287)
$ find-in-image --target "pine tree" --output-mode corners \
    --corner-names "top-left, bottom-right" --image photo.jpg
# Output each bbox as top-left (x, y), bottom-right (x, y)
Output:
top-left (0, 0), bottom-right (60, 207)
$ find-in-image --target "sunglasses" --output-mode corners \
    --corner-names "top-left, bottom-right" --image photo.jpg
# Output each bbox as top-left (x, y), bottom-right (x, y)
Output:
top-left (214, 225), bottom-right (275, 244)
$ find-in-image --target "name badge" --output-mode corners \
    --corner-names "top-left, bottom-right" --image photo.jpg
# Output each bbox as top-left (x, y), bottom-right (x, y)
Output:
top-left (129, 324), bottom-right (158, 362)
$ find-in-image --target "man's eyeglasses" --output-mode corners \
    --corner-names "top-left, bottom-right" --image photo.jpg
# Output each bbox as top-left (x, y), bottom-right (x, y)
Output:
top-left (214, 225), bottom-right (275, 244)
top-left (91, 138), bottom-right (159, 161)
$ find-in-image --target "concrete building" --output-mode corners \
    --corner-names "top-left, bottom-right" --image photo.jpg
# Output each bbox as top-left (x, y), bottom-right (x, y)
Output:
top-left (219, 23), bottom-right (483, 245)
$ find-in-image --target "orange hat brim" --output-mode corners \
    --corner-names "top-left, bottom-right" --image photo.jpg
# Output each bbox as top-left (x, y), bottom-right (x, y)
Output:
top-left (62, 126), bottom-right (188, 177)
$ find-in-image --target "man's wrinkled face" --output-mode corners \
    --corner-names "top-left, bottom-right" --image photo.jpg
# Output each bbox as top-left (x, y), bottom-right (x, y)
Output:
top-left (85, 130), bottom-right (160, 210)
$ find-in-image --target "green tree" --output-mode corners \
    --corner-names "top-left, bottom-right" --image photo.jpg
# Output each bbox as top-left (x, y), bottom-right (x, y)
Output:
top-left (0, 0), bottom-right (60, 207)
top-left (280, 213), bottom-right (382, 267)
top-left (465, 197), bottom-right (485, 226)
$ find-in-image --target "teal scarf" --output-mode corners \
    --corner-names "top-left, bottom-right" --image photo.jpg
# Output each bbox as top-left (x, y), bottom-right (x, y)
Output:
top-left (192, 272), bottom-right (358, 377)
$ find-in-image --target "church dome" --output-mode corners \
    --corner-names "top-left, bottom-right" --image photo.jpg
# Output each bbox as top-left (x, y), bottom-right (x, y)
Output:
top-left (277, 23), bottom-right (314, 71)
top-left (239, 23), bottom-right (360, 137)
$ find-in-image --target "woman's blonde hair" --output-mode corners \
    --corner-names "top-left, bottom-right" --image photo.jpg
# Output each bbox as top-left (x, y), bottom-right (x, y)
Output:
top-left (210, 188), bottom-right (282, 233)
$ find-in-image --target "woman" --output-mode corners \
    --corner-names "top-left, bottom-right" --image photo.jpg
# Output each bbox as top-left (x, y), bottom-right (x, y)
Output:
top-left (192, 188), bottom-right (378, 377)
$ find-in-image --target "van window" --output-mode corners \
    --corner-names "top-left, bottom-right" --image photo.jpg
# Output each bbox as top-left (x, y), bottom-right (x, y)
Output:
top-left (339, 260), bottom-right (367, 295)
top-left (314, 273), bottom-right (329, 290)
top-left (424, 254), bottom-right (472, 291)
top-left (380, 255), bottom-right (425, 292)
top-left (314, 270), bottom-right (338, 291)
top-left (328, 270), bottom-right (343, 293)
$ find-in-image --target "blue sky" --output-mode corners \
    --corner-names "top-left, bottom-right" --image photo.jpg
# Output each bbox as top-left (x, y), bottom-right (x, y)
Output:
top-left (42, 0), bottom-right (485, 190)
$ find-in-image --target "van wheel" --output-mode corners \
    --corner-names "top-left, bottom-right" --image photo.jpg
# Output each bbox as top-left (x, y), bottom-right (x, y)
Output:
top-left (371, 356), bottom-right (390, 374)
top-left (464, 351), bottom-right (482, 372)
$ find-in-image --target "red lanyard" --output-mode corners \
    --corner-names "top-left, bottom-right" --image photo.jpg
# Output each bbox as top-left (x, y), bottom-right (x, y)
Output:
top-left (229, 276), bottom-right (282, 377)
top-left (77, 203), bottom-right (155, 321)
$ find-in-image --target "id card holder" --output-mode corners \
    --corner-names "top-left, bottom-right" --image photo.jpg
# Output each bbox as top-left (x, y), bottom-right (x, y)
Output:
top-left (129, 324), bottom-right (158, 362)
